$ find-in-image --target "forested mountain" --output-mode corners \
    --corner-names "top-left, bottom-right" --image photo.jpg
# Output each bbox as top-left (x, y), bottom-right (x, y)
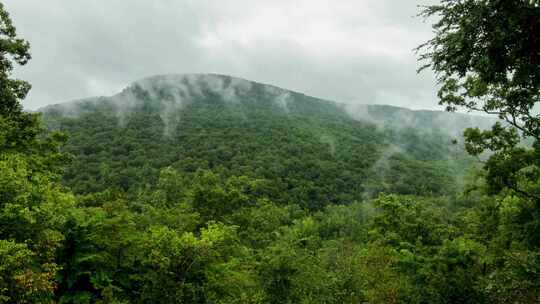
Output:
top-left (2, 0), bottom-right (540, 301)
top-left (40, 74), bottom-right (478, 207)
top-left (3, 73), bottom-right (535, 304)
top-left (348, 104), bottom-right (496, 136)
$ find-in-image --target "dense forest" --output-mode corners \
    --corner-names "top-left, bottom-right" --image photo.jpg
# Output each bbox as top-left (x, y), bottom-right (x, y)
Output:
top-left (41, 74), bottom-right (477, 205)
top-left (1, 1), bottom-right (540, 303)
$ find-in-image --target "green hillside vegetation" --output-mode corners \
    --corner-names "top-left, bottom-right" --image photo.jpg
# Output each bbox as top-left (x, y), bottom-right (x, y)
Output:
top-left (1, 1), bottom-right (540, 303)
top-left (42, 74), bottom-right (473, 208)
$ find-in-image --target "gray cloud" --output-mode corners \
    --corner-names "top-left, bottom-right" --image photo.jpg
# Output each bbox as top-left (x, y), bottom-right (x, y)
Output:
top-left (4, 0), bottom-right (441, 110)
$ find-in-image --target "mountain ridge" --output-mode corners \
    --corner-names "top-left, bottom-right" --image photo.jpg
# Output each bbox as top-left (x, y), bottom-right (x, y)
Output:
top-left (39, 73), bottom-right (479, 203)
top-left (40, 73), bottom-right (494, 135)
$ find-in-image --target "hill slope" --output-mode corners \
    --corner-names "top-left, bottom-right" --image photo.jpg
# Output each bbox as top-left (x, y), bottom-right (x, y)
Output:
top-left (41, 74), bottom-right (478, 208)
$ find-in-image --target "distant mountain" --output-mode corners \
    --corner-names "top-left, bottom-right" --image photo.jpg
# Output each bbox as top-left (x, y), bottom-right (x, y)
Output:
top-left (40, 74), bottom-right (488, 208)
top-left (42, 73), bottom-right (493, 136)
top-left (344, 104), bottom-right (496, 137)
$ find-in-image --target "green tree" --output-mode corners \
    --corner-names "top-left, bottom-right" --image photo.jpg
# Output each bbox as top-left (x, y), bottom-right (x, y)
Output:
top-left (419, 2), bottom-right (540, 301)
top-left (0, 2), bottom-right (30, 116)
top-left (418, 0), bottom-right (540, 199)
top-left (0, 3), bottom-right (73, 303)
top-left (419, 0), bottom-right (540, 216)
top-left (418, 0), bottom-right (540, 139)
top-left (418, 0), bottom-right (540, 241)
top-left (0, 1), bottom-right (38, 154)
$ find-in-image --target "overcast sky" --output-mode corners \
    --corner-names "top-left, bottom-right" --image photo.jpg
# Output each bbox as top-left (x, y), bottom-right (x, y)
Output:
top-left (4, 0), bottom-right (441, 110)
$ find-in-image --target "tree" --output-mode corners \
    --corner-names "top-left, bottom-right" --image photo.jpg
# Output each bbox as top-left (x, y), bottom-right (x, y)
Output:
top-left (0, 2), bottom-right (30, 115)
top-left (418, 0), bottom-right (540, 138)
top-left (418, 2), bottom-right (540, 300)
top-left (0, 1), bottom-right (40, 153)
top-left (0, 3), bottom-right (74, 303)
top-left (0, 2), bottom-right (67, 173)
top-left (418, 1), bottom-right (540, 200)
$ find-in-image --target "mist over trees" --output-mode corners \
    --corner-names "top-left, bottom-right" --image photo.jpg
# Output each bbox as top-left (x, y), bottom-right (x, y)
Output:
top-left (1, 1), bottom-right (540, 303)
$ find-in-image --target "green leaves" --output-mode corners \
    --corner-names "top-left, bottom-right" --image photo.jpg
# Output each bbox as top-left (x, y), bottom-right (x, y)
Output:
top-left (483, 250), bottom-right (540, 303)
top-left (136, 223), bottom-right (252, 303)
top-left (463, 123), bottom-right (520, 156)
top-left (419, 7), bottom-right (540, 299)
top-left (0, 240), bottom-right (58, 304)
top-left (0, 2), bottom-right (31, 117)
top-left (418, 0), bottom-right (540, 145)
top-left (1, 1), bottom-right (538, 301)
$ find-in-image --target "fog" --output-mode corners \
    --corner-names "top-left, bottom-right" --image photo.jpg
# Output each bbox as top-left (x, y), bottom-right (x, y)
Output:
top-left (4, 0), bottom-right (441, 111)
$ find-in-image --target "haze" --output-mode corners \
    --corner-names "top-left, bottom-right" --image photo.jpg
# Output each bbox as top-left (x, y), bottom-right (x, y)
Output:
top-left (4, 0), bottom-right (440, 110)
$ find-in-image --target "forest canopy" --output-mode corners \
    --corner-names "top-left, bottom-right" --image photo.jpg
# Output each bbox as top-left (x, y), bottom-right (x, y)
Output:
top-left (1, 1), bottom-right (540, 303)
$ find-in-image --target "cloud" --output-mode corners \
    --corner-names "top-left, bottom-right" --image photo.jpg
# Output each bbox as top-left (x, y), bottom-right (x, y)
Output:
top-left (4, 0), bottom-right (441, 110)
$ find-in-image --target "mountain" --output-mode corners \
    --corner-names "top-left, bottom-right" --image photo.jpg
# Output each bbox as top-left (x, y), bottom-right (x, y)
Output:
top-left (41, 74), bottom-right (484, 209)
top-left (42, 74), bottom-right (493, 135)
top-left (346, 104), bottom-right (496, 136)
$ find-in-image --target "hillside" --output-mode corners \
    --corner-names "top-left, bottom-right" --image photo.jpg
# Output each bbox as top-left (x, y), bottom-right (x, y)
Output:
top-left (41, 74), bottom-right (477, 208)
top-left (4, 0), bottom-right (540, 300)
top-left (346, 104), bottom-right (496, 136)
top-left (11, 74), bottom-right (535, 303)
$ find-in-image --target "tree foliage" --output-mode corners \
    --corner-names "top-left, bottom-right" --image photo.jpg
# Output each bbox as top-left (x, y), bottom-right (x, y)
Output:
top-left (1, 1), bottom-right (540, 302)
top-left (418, 0), bottom-right (540, 137)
